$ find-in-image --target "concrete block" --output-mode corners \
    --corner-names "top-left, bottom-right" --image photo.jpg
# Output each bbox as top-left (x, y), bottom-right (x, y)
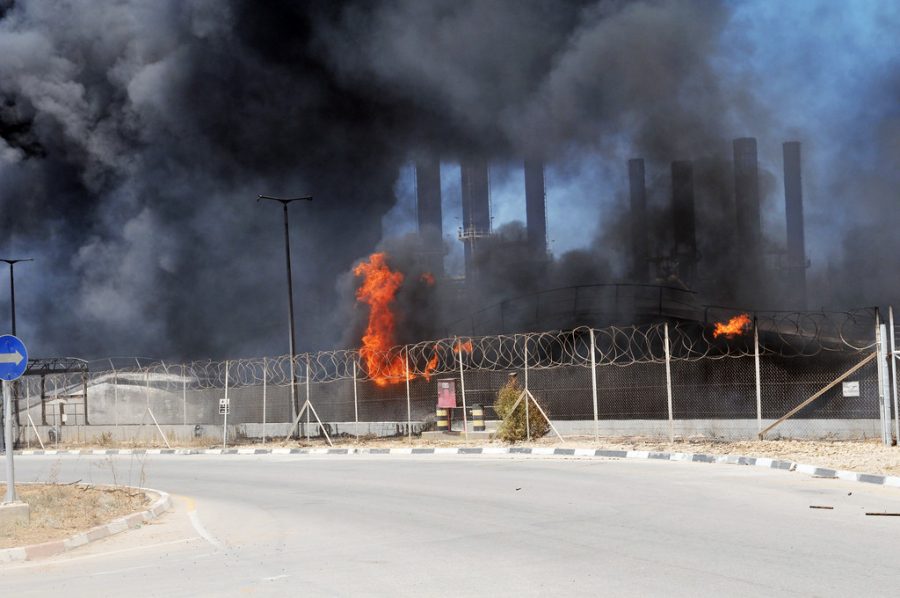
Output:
top-left (0, 501), bottom-right (30, 531)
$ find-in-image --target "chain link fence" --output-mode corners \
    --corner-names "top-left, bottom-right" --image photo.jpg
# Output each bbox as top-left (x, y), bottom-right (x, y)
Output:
top-left (8, 307), bottom-right (898, 447)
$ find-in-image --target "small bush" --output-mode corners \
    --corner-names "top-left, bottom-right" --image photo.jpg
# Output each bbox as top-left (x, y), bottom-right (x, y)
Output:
top-left (494, 375), bottom-right (549, 442)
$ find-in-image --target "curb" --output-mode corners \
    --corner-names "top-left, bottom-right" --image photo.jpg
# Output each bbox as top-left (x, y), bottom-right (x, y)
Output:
top-left (0, 485), bottom-right (172, 564)
top-left (14, 446), bottom-right (900, 490)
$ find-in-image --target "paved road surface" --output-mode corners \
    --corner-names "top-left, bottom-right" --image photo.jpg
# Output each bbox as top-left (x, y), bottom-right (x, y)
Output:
top-left (2, 454), bottom-right (900, 597)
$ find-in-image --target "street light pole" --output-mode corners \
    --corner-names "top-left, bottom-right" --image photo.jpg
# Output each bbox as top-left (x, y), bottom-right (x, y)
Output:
top-left (1, 259), bottom-right (32, 336)
top-left (257, 196), bottom-right (311, 428)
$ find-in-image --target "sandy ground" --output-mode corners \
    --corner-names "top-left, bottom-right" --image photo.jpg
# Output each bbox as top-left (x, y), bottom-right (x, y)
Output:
top-left (0, 482), bottom-right (148, 548)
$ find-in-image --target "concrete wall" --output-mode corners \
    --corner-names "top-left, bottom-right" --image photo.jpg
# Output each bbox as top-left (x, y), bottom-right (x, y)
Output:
top-left (15, 418), bottom-right (883, 446)
top-left (15, 421), bottom-right (429, 446)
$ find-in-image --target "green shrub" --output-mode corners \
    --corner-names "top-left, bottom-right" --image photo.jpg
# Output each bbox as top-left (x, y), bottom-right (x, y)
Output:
top-left (493, 375), bottom-right (549, 442)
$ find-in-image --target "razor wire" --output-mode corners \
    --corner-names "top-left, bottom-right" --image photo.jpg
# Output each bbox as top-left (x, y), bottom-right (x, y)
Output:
top-left (39, 308), bottom-right (876, 394)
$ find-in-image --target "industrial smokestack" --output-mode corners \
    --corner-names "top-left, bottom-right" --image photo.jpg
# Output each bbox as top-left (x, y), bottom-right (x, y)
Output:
top-left (783, 141), bottom-right (808, 309)
top-left (415, 158), bottom-right (444, 276)
top-left (671, 160), bottom-right (697, 287)
top-left (460, 159), bottom-right (491, 282)
top-left (524, 160), bottom-right (547, 256)
top-left (628, 158), bottom-right (649, 282)
top-left (733, 138), bottom-right (762, 296)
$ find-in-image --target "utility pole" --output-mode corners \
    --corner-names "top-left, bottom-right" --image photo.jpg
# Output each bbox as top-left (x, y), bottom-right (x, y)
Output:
top-left (257, 196), bottom-right (311, 429)
top-left (1, 259), bottom-right (32, 336)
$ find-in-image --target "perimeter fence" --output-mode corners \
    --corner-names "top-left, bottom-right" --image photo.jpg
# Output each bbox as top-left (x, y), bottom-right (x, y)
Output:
top-left (10, 306), bottom-right (900, 446)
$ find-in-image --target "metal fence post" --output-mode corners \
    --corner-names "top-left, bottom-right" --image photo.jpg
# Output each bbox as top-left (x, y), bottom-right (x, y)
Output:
top-left (305, 356), bottom-right (311, 442)
top-left (289, 351), bottom-right (298, 432)
top-left (24, 379), bottom-right (30, 449)
top-left (182, 364), bottom-right (187, 427)
top-left (353, 360), bottom-right (359, 442)
top-left (754, 317), bottom-right (762, 437)
top-left (112, 366), bottom-right (119, 429)
top-left (457, 338), bottom-right (469, 442)
top-left (590, 328), bottom-right (599, 444)
top-left (524, 336), bottom-right (531, 441)
top-left (223, 360), bottom-right (229, 448)
top-left (889, 306), bottom-right (898, 444)
top-left (664, 322), bottom-right (674, 443)
top-left (82, 371), bottom-right (89, 426)
top-left (40, 374), bottom-right (46, 426)
top-left (876, 322), bottom-right (892, 446)
top-left (405, 347), bottom-right (412, 442)
top-left (262, 357), bottom-right (267, 445)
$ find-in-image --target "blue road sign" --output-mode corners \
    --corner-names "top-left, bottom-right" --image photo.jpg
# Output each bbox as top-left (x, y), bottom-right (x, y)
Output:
top-left (0, 335), bottom-right (27, 381)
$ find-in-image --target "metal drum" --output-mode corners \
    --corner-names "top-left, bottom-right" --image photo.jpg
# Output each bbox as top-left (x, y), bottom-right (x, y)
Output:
top-left (436, 408), bottom-right (450, 431)
top-left (471, 404), bottom-right (485, 432)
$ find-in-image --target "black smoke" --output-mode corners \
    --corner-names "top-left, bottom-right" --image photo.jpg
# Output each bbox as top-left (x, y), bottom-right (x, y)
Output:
top-left (0, 1), bottom-right (897, 360)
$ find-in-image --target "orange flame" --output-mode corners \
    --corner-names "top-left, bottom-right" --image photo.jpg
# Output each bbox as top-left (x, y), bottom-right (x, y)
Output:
top-left (423, 352), bottom-right (439, 381)
top-left (454, 340), bottom-right (473, 354)
top-left (712, 313), bottom-right (752, 338)
top-left (354, 253), bottom-right (409, 386)
top-left (354, 253), bottom-right (442, 386)
top-left (420, 272), bottom-right (435, 285)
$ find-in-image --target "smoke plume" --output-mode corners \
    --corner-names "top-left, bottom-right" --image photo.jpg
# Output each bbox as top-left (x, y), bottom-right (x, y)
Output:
top-left (0, 1), bottom-right (896, 360)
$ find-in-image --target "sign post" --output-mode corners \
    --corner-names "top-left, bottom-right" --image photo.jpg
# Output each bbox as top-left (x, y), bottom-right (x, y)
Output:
top-left (1, 334), bottom-right (28, 504)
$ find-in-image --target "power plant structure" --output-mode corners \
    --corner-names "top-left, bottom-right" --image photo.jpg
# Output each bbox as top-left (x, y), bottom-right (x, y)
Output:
top-left (415, 138), bottom-right (809, 336)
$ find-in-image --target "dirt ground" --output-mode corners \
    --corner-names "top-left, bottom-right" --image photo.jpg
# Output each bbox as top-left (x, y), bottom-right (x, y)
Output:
top-left (0, 483), bottom-right (148, 549)
top-left (29, 434), bottom-right (900, 477)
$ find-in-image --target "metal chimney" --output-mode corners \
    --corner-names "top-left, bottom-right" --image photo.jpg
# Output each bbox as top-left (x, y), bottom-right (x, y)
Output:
top-left (415, 158), bottom-right (443, 276)
top-left (783, 141), bottom-right (807, 308)
top-left (524, 160), bottom-right (547, 256)
top-left (733, 138), bottom-right (762, 293)
top-left (628, 158), bottom-right (649, 282)
top-left (671, 161), bottom-right (697, 287)
top-left (460, 159), bottom-right (491, 282)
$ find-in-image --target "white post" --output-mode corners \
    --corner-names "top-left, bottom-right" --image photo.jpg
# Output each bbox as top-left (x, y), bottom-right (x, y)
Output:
top-left (458, 339), bottom-right (469, 442)
top-left (113, 368), bottom-right (119, 429)
top-left (589, 329), bottom-right (599, 443)
top-left (3, 380), bottom-right (16, 503)
top-left (223, 360), bottom-right (229, 448)
top-left (524, 338), bottom-right (531, 441)
top-left (289, 351), bottom-right (297, 428)
top-left (664, 322), bottom-right (674, 443)
top-left (53, 376), bottom-right (59, 448)
top-left (889, 306), bottom-right (898, 445)
top-left (24, 379), bottom-right (30, 449)
top-left (353, 360), bottom-right (360, 442)
top-left (405, 347), bottom-right (412, 442)
top-left (262, 358), bottom-right (267, 445)
top-left (145, 369), bottom-right (151, 445)
top-left (305, 357), bottom-right (310, 442)
top-left (754, 318), bottom-right (762, 437)
top-left (876, 323), bottom-right (892, 446)
top-left (182, 364), bottom-right (187, 427)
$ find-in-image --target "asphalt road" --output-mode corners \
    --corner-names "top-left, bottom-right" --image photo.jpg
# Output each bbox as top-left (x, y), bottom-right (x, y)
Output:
top-left (2, 454), bottom-right (900, 597)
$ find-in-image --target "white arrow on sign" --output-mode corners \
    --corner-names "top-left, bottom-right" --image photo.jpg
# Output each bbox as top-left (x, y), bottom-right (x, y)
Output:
top-left (0, 350), bottom-right (24, 365)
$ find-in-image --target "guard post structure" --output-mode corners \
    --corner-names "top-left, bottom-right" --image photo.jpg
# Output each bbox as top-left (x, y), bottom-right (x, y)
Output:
top-left (436, 379), bottom-right (457, 433)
